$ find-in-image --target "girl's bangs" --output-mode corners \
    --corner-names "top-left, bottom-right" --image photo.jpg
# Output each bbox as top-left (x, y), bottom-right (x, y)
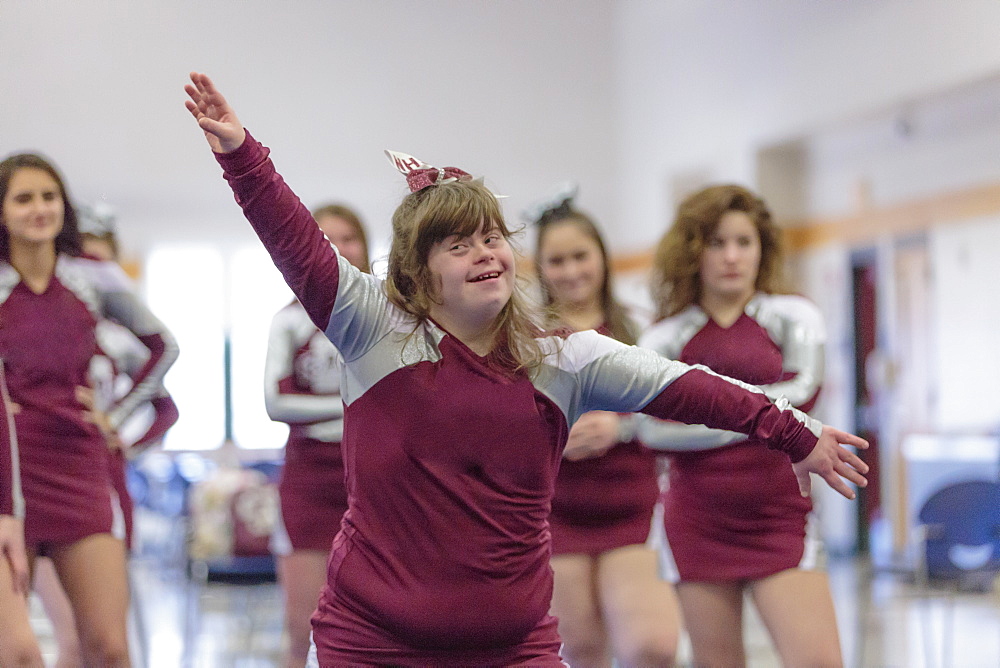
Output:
top-left (420, 183), bottom-right (507, 244)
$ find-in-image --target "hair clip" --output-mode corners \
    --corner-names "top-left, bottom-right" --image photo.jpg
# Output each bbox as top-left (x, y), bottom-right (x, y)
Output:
top-left (384, 150), bottom-right (472, 193)
top-left (523, 182), bottom-right (578, 226)
top-left (383, 150), bottom-right (508, 200)
top-left (76, 201), bottom-right (117, 235)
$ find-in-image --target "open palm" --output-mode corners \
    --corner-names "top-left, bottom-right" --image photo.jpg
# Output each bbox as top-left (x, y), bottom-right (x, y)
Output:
top-left (183, 72), bottom-right (246, 153)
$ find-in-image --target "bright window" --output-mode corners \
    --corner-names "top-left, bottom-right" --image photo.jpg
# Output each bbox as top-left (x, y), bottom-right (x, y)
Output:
top-left (229, 246), bottom-right (294, 450)
top-left (145, 246), bottom-right (226, 451)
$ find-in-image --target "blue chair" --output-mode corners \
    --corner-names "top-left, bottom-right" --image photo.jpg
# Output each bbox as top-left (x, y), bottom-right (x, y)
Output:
top-left (914, 479), bottom-right (1000, 666)
top-left (917, 479), bottom-right (1000, 587)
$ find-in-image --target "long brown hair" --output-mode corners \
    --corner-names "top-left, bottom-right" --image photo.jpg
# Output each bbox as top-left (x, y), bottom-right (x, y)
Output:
top-left (0, 153), bottom-right (83, 260)
top-left (535, 210), bottom-right (638, 345)
top-left (384, 179), bottom-right (544, 372)
top-left (652, 184), bottom-right (784, 320)
top-left (312, 202), bottom-right (372, 274)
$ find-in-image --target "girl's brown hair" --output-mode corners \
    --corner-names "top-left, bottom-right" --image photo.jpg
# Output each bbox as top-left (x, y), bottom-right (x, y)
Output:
top-left (384, 179), bottom-right (544, 372)
top-left (0, 153), bottom-right (83, 260)
top-left (535, 211), bottom-right (638, 345)
top-left (312, 202), bottom-right (372, 274)
top-left (652, 184), bottom-right (785, 320)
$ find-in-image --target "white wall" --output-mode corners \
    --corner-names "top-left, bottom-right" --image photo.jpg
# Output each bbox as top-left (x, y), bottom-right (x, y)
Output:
top-left (9, 1), bottom-right (1000, 255)
top-left (2, 0), bottom-right (618, 259)
top-left (613, 0), bottom-right (1000, 248)
top-left (931, 215), bottom-right (1000, 432)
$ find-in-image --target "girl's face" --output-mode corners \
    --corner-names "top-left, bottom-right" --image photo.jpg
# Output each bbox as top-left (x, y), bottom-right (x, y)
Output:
top-left (426, 221), bottom-right (515, 334)
top-left (537, 220), bottom-right (604, 311)
top-left (1, 167), bottom-right (64, 248)
top-left (317, 213), bottom-right (367, 271)
top-left (699, 210), bottom-right (761, 303)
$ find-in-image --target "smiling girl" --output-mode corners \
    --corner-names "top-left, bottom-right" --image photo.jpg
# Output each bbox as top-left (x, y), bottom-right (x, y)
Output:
top-left (184, 72), bottom-right (867, 666)
top-left (533, 196), bottom-right (680, 667)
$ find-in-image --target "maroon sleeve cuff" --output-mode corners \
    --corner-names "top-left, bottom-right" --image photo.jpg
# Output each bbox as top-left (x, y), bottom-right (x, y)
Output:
top-left (215, 129), bottom-right (267, 176)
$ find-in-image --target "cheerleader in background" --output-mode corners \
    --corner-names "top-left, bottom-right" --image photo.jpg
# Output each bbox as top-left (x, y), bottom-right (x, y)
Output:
top-left (531, 187), bottom-right (680, 667)
top-left (264, 203), bottom-right (370, 668)
top-left (0, 155), bottom-right (178, 667)
top-left (639, 184), bottom-right (843, 667)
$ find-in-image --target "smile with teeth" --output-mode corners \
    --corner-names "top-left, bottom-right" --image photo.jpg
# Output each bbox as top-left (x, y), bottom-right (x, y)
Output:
top-left (471, 271), bottom-right (501, 282)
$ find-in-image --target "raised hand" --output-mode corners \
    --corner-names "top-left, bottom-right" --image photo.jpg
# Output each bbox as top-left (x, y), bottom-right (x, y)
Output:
top-left (184, 72), bottom-right (247, 153)
top-left (792, 425), bottom-right (869, 500)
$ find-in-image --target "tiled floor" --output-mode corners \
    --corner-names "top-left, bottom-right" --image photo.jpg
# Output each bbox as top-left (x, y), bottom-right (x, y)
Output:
top-left (29, 513), bottom-right (1000, 667)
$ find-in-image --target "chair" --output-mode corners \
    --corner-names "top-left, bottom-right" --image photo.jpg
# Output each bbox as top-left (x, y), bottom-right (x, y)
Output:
top-left (914, 479), bottom-right (1000, 667)
top-left (916, 479), bottom-right (1000, 588)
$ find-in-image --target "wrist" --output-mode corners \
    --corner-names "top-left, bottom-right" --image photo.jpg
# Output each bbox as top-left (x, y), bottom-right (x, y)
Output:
top-left (616, 414), bottom-right (637, 443)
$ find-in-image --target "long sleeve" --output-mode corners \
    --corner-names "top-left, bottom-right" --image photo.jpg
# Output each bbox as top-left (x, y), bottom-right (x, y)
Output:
top-left (215, 133), bottom-right (396, 365)
top-left (215, 133), bottom-right (341, 331)
top-left (637, 366), bottom-right (819, 463)
top-left (91, 262), bottom-right (179, 431)
top-left (130, 394), bottom-right (180, 450)
top-left (554, 330), bottom-right (822, 463)
top-left (635, 418), bottom-right (746, 452)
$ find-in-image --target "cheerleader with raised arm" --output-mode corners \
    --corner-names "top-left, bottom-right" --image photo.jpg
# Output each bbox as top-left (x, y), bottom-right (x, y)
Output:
top-left (184, 72), bottom-right (866, 666)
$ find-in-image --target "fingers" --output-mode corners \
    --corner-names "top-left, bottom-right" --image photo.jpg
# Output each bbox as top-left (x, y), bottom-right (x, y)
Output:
top-left (835, 460), bottom-right (868, 489)
top-left (821, 470), bottom-right (856, 500)
top-left (187, 72), bottom-right (229, 117)
top-left (829, 427), bottom-right (869, 450)
top-left (75, 385), bottom-right (94, 407)
top-left (838, 448), bottom-right (869, 478)
top-left (0, 520), bottom-right (29, 596)
top-left (184, 72), bottom-right (217, 121)
top-left (8, 547), bottom-right (29, 597)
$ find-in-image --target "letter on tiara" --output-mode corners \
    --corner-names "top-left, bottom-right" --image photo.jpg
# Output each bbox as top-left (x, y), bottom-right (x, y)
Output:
top-left (384, 150), bottom-right (429, 175)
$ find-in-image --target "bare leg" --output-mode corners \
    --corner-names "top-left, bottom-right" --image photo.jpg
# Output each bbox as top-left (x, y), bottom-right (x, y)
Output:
top-left (749, 569), bottom-right (843, 667)
top-left (277, 550), bottom-right (328, 668)
top-left (676, 580), bottom-right (746, 668)
top-left (34, 557), bottom-right (83, 667)
top-left (0, 547), bottom-right (44, 668)
top-left (597, 544), bottom-right (680, 667)
top-left (550, 553), bottom-right (610, 668)
top-left (50, 534), bottom-right (131, 668)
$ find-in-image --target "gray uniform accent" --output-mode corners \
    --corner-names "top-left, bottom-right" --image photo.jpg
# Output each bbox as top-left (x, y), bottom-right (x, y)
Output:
top-left (323, 255), bottom-right (821, 439)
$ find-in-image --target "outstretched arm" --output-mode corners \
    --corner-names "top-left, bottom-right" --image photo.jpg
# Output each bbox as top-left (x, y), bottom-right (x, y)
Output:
top-left (638, 370), bottom-right (868, 500)
top-left (183, 72), bottom-right (393, 361)
top-left (567, 330), bottom-right (868, 500)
